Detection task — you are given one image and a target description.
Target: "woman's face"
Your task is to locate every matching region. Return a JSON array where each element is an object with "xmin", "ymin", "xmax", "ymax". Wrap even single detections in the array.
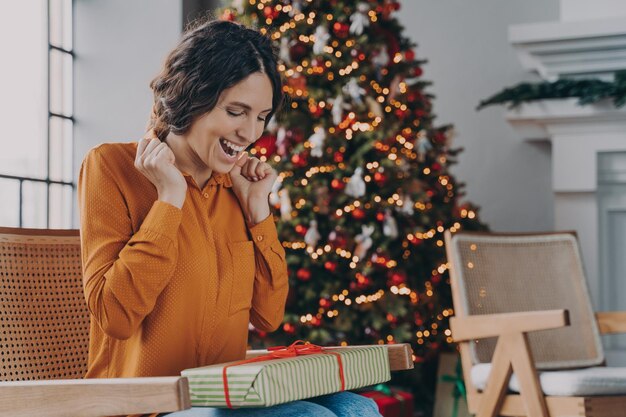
[{"xmin": 184, "ymin": 72, "xmax": 274, "ymax": 174}]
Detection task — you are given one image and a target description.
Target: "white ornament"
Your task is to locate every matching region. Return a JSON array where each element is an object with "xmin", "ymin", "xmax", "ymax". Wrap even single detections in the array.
[
  {"xmin": 266, "ymin": 115, "xmax": 278, "ymax": 133},
  {"xmin": 290, "ymin": 0, "xmax": 303, "ymax": 16},
  {"xmin": 389, "ymin": 75, "xmax": 403, "ymax": 100},
  {"xmin": 313, "ymin": 25, "xmax": 330, "ymax": 55},
  {"xmin": 279, "ymin": 189, "xmax": 293, "ymax": 220},
  {"xmin": 279, "ymin": 37, "xmax": 293, "ymax": 65},
  {"xmin": 400, "ymin": 194, "xmax": 414, "ymax": 216},
  {"xmin": 269, "ymin": 177, "xmax": 282, "ymax": 206},
  {"xmin": 304, "ymin": 219, "xmax": 321, "ymax": 248},
  {"xmin": 365, "ymin": 96, "xmax": 383, "ymax": 118},
  {"xmin": 345, "ymin": 167, "xmax": 366, "ymax": 198},
  {"xmin": 331, "ymin": 94, "xmax": 346, "ymax": 126},
  {"xmin": 354, "ymin": 224, "xmax": 375, "ymax": 260},
  {"xmin": 276, "ymin": 126, "xmax": 287, "ymax": 156},
  {"xmin": 372, "ymin": 45, "xmax": 390, "ymax": 67},
  {"xmin": 232, "ymin": 0, "xmax": 245, "ymax": 13},
  {"xmin": 343, "ymin": 78, "xmax": 365, "ymax": 105},
  {"xmin": 416, "ymin": 134, "xmax": 432, "ymax": 162},
  {"xmin": 349, "ymin": 3, "xmax": 371, "ymax": 36},
  {"xmin": 382, "ymin": 208, "xmax": 399, "ymax": 238},
  {"xmin": 308, "ymin": 127, "xmax": 326, "ymax": 158}
]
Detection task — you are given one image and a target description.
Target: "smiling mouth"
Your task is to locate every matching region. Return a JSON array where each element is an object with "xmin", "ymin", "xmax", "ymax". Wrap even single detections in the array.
[{"xmin": 219, "ymin": 138, "xmax": 245, "ymax": 158}]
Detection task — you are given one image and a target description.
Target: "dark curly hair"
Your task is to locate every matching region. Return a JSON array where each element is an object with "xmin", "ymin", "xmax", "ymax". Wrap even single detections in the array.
[{"xmin": 148, "ymin": 19, "xmax": 283, "ymax": 141}]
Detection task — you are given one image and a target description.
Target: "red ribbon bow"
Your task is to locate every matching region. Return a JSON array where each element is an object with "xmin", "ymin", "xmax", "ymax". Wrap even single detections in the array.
[{"xmin": 222, "ymin": 340, "xmax": 346, "ymax": 408}]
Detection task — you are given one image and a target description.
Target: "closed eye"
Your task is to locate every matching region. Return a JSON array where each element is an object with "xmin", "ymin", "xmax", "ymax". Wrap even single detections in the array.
[
  {"xmin": 226, "ymin": 110, "xmax": 245, "ymax": 117},
  {"xmin": 227, "ymin": 110, "xmax": 266, "ymax": 122}
]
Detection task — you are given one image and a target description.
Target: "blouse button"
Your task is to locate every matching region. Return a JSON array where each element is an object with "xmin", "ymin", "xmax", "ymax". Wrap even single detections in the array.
[
  {"xmin": 256, "ymin": 235, "xmax": 264, "ymax": 242},
  {"xmin": 203, "ymin": 192, "xmax": 209, "ymax": 198}
]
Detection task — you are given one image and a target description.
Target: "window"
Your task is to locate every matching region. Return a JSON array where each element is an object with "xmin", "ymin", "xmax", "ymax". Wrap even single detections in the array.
[{"xmin": 0, "ymin": 0, "xmax": 74, "ymax": 229}]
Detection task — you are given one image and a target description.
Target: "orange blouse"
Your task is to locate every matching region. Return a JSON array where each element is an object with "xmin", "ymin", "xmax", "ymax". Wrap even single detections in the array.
[{"xmin": 78, "ymin": 141, "xmax": 288, "ymax": 380}]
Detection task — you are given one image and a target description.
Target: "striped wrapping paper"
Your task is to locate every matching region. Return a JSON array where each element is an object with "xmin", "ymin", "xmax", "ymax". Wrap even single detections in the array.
[{"xmin": 181, "ymin": 346, "xmax": 391, "ymax": 408}]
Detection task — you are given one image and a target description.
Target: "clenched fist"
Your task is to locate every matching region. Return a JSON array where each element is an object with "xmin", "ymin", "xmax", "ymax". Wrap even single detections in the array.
[
  {"xmin": 229, "ymin": 152, "xmax": 277, "ymax": 226},
  {"xmin": 135, "ymin": 138, "xmax": 187, "ymax": 209}
]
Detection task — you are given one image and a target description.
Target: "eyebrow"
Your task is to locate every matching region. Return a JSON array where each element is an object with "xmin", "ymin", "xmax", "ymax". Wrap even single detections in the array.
[{"xmin": 226, "ymin": 101, "xmax": 273, "ymax": 113}]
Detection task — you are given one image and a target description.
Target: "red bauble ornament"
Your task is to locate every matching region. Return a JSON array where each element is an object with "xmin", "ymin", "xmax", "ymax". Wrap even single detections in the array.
[
  {"xmin": 356, "ymin": 272, "xmax": 371, "ymax": 288},
  {"xmin": 331, "ymin": 178, "xmax": 345, "ymax": 190},
  {"xmin": 295, "ymin": 224, "xmax": 307, "ymax": 235},
  {"xmin": 289, "ymin": 41, "xmax": 308, "ymax": 62},
  {"xmin": 310, "ymin": 317, "xmax": 322, "ymax": 327},
  {"xmin": 255, "ymin": 133, "xmax": 277, "ymax": 156},
  {"xmin": 386, "ymin": 313, "xmax": 397, "ymax": 324},
  {"xmin": 388, "ymin": 270, "xmax": 407, "ymax": 286},
  {"xmin": 332, "ymin": 22, "xmax": 350, "ymax": 38},
  {"xmin": 404, "ymin": 49, "xmax": 415, "ymax": 61},
  {"xmin": 221, "ymin": 9, "xmax": 235, "ymax": 21},
  {"xmin": 412, "ymin": 66, "xmax": 423, "ymax": 77},
  {"xmin": 256, "ymin": 330, "xmax": 267, "ymax": 338},
  {"xmin": 352, "ymin": 208, "xmax": 366, "ymax": 220},
  {"xmin": 431, "ymin": 274, "xmax": 442, "ymax": 284},
  {"xmin": 296, "ymin": 268, "xmax": 311, "ymax": 281},
  {"xmin": 283, "ymin": 323, "xmax": 296, "ymax": 334},
  {"xmin": 310, "ymin": 105, "xmax": 324, "ymax": 117},
  {"xmin": 291, "ymin": 153, "xmax": 307, "ymax": 167},
  {"xmin": 319, "ymin": 298, "xmax": 330, "ymax": 308},
  {"xmin": 434, "ymin": 131, "xmax": 447, "ymax": 144},
  {"xmin": 324, "ymin": 261, "xmax": 337, "ymax": 272},
  {"xmin": 411, "ymin": 237, "xmax": 423, "ymax": 246},
  {"xmin": 431, "ymin": 162, "xmax": 442, "ymax": 171},
  {"xmin": 376, "ymin": 212, "xmax": 385, "ymax": 222},
  {"xmin": 395, "ymin": 108, "xmax": 407, "ymax": 119},
  {"xmin": 373, "ymin": 171, "xmax": 387, "ymax": 184},
  {"xmin": 263, "ymin": 6, "xmax": 279, "ymax": 19},
  {"xmin": 328, "ymin": 229, "xmax": 348, "ymax": 247},
  {"xmin": 285, "ymin": 128, "xmax": 305, "ymax": 144},
  {"xmin": 287, "ymin": 74, "xmax": 307, "ymax": 93},
  {"xmin": 333, "ymin": 152, "xmax": 344, "ymax": 163}
]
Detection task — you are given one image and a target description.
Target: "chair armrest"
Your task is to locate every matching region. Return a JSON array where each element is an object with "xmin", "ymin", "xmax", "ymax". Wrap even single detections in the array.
[
  {"xmin": 450, "ymin": 309, "xmax": 570, "ymax": 342},
  {"xmin": 0, "ymin": 376, "xmax": 190, "ymax": 417},
  {"xmin": 246, "ymin": 343, "xmax": 414, "ymax": 371},
  {"xmin": 596, "ymin": 311, "xmax": 626, "ymax": 334}
]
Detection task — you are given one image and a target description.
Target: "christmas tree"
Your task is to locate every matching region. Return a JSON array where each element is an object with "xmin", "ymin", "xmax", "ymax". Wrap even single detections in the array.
[{"xmin": 222, "ymin": 0, "xmax": 487, "ymax": 412}]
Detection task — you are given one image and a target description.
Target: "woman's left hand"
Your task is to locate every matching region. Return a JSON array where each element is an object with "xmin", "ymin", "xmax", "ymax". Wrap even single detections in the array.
[{"xmin": 230, "ymin": 152, "xmax": 277, "ymax": 226}]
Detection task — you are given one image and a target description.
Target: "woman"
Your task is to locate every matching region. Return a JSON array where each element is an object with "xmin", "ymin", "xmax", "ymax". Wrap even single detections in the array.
[{"xmin": 78, "ymin": 19, "xmax": 381, "ymax": 417}]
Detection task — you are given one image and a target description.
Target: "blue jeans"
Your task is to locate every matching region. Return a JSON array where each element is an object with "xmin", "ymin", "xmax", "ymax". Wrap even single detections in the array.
[{"xmin": 160, "ymin": 391, "xmax": 381, "ymax": 417}]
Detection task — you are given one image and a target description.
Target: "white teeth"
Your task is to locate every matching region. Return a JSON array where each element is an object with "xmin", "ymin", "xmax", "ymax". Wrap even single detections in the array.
[{"xmin": 220, "ymin": 138, "xmax": 245, "ymax": 152}]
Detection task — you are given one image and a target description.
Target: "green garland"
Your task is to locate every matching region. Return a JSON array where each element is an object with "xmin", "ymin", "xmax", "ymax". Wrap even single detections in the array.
[{"xmin": 477, "ymin": 70, "xmax": 626, "ymax": 110}]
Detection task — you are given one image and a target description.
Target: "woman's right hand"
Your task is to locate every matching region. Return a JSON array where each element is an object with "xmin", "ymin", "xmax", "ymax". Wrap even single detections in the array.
[{"xmin": 135, "ymin": 137, "xmax": 187, "ymax": 209}]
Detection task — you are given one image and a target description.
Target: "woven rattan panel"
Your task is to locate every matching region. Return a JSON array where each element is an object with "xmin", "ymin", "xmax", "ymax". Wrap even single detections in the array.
[
  {"xmin": 0, "ymin": 231, "xmax": 90, "ymax": 381},
  {"xmin": 452, "ymin": 233, "xmax": 604, "ymax": 370}
]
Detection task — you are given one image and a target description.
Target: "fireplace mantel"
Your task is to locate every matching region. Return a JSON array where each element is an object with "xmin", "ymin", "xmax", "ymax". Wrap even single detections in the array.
[{"xmin": 509, "ymin": 17, "xmax": 626, "ymax": 81}]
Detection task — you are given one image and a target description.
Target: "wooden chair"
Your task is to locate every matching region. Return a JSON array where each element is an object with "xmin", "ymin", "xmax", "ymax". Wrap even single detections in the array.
[
  {"xmin": 0, "ymin": 226, "xmax": 413, "ymax": 416},
  {"xmin": 445, "ymin": 231, "xmax": 626, "ymax": 417},
  {"xmin": 0, "ymin": 227, "xmax": 190, "ymax": 417}
]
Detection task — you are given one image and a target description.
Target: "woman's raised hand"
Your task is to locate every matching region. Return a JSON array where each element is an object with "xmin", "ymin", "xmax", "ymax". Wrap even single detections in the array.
[
  {"xmin": 229, "ymin": 152, "xmax": 276, "ymax": 226},
  {"xmin": 135, "ymin": 137, "xmax": 187, "ymax": 209}
]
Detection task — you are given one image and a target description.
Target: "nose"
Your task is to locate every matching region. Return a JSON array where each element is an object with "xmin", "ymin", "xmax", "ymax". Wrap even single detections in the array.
[{"xmin": 236, "ymin": 116, "xmax": 260, "ymax": 144}]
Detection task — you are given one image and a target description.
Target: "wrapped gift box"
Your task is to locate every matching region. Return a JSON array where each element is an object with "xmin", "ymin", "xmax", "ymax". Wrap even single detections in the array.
[
  {"xmin": 433, "ymin": 352, "xmax": 471, "ymax": 417},
  {"xmin": 182, "ymin": 345, "xmax": 391, "ymax": 408},
  {"xmin": 360, "ymin": 387, "xmax": 414, "ymax": 417}
]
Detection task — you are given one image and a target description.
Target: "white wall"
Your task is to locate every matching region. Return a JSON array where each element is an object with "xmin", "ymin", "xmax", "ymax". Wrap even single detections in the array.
[
  {"xmin": 397, "ymin": 0, "xmax": 559, "ymax": 232},
  {"xmin": 74, "ymin": 0, "xmax": 182, "ymax": 176}
]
